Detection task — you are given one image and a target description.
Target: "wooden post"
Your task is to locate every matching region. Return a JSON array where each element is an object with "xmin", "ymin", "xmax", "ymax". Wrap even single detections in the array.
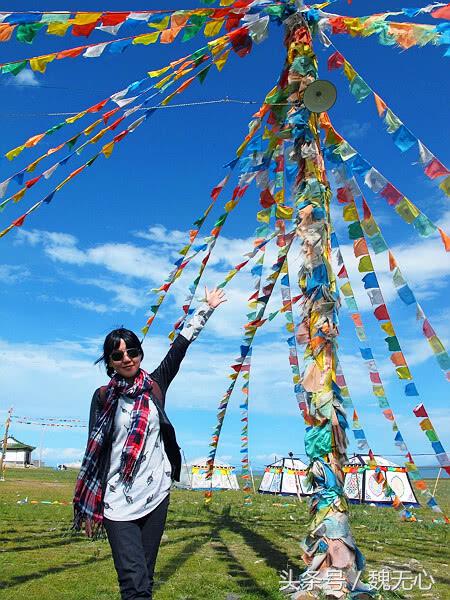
[
  {"xmin": 432, "ymin": 467, "xmax": 442, "ymax": 498},
  {"xmin": 0, "ymin": 408, "xmax": 13, "ymax": 481}
]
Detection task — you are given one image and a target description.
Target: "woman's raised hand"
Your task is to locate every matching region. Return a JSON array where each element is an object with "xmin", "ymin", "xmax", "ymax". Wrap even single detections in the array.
[{"xmin": 205, "ymin": 286, "xmax": 227, "ymax": 309}]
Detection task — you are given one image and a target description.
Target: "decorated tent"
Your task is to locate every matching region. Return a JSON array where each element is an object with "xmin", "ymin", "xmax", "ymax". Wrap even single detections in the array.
[
  {"xmin": 178, "ymin": 458, "xmax": 239, "ymax": 491},
  {"xmin": 258, "ymin": 457, "xmax": 311, "ymax": 497},
  {"xmin": 343, "ymin": 454, "xmax": 419, "ymax": 507}
]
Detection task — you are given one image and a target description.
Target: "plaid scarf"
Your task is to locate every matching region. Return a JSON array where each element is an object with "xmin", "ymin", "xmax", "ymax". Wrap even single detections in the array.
[{"xmin": 73, "ymin": 368, "xmax": 153, "ymax": 536}]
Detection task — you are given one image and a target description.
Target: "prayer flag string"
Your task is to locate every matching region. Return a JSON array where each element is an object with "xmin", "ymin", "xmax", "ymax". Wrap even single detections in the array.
[
  {"xmin": 324, "ymin": 37, "xmax": 450, "ymax": 198},
  {"xmin": 204, "ymin": 233, "xmax": 295, "ymax": 503},
  {"xmin": 332, "ymin": 186, "xmax": 450, "ymax": 480},
  {"xmin": 320, "ymin": 115, "xmax": 450, "ymax": 251},
  {"xmin": 330, "ymin": 230, "xmax": 448, "ymax": 519}
]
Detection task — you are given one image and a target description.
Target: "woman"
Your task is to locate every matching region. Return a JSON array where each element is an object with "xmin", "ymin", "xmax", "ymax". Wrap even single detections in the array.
[{"xmin": 73, "ymin": 287, "xmax": 226, "ymax": 600}]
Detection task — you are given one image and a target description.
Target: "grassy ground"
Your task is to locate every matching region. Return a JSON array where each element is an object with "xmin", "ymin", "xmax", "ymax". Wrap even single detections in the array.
[{"xmin": 0, "ymin": 468, "xmax": 449, "ymax": 600}]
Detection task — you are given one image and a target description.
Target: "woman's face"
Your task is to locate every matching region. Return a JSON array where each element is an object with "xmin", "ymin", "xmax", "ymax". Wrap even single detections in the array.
[{"xmin": 109, "ymin": 338, "xmax": 142, "ymax": 380}]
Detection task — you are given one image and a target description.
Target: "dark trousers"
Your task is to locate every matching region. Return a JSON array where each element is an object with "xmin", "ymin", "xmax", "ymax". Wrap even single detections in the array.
[{"xmin": 104, "ymin": 494, "xmax": 169, "ymax": 600}]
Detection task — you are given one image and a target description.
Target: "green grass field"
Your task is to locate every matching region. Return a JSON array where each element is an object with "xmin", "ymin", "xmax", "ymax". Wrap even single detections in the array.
[{"xmin": 0, "ymin": 468, "xmax": 449, "ymax": 600}]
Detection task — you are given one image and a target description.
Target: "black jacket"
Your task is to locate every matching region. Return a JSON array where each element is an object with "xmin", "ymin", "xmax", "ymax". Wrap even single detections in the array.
[{"xmin": 88, "ymin": 334, "xmax": 190, "ymax": 483}]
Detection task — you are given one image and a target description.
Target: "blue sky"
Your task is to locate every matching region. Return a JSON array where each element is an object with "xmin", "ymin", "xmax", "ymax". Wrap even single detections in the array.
[{"xmin": 0, "ymin": 0, "xmax": 449, "ymax": 472}]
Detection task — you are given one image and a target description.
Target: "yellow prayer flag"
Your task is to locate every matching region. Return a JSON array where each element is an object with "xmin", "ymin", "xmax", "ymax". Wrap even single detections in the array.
[
  {"xmin": 373, "ymin": 386, "xmax": 386, "ymax": 397},
  {"xmin": 225, "ymin": 200, "xmax": 237, "ymax": 213},
  {"xmin": 133, "ymin": 32, "xmax": 160, "ymax": 45},
  {"xmin": 12, "ymin": 188, "xmax": 26, "ymax": 203},
  {"xmin": 257, "ymin": 209, "xmax": 270, "ymax": 223},
  {"xmin": 73, "ymin": 12, "xmax": 101, "ymax": 25},
  {"xmin": 161, "ymin": 91, "xmax": 177, "ymax": 106},
  {"xmin": 0, "ymin": 224, "xmax": 15, "ymax": 238},
  {"xmin": 215, "ymin": 49, "xmax": 230, "ymax": 72},
  {"xmin": 224, "ymin": 269, "xmax": 237, "ymax": 281},
  {"xmin": 47, "ymin": 21, "xmax": 72, "ymax": 36},
  {"xmin": 340, "ymin": 282, "xmax": 353, "ymax": 297},
  {"xmin": 148, "ymin": 65, "xmax": 171, "ymax": 78},
  {"xmin": 342, "ymin": 202, "xmax": 358, "ymax": 222},
  {"xmin": 439, "ymin": 176, "xmax": 450, "ymax": 197},
  {"xmin": 274, "ymin": 190, "xmax": 284, "ymax": 204},
  {"xmin": 210, "ymin": 40, "xmax": 226, "ymax": 57},
  {"xmin": 5, "ymin": 145, "xmax": 25, "ymax": 161},
  {"xmin": 236, "ymin": 141, "xmax": 249, "ymax": 158},
  {"xmin": 84, "ymin": 119, "xmax": 102, "ymax": 136},
  {"xmin": 343, "ymin": 61, "xmax": 356, "ymax": 81},
  {"xmin": 428, "ymin": 335, "xmax": 445, "ymax": 354},
  {"xmin": 395, "ymin": 197, "xmax": 420, "ymax": 224},
  {"xmin": 148, "ymin": 16, "xmax": 170, "ymax": 31},
  {"xmin": 220, "ymin": 0, "xmax": 235, "ymax": 5},
  {"xmin": 26, "ymin": 156, "xmax": 46, "ymax": 173},
  {"xmin": 381, "ymin": 321, "xmax": 395, "ymax": 336},
  {"xmin": 204, "ymin": 19, "xmax": 224, "ymax": 37},
  {"xmin": 66, "ymin": 111, "xmax": 87, "ymax": 124},
  {"xmin": 276, "ymin": 205, "xmax": 294, "ymax": 220},
  {"xmin": 396, "ymin": 366, "xmax": 412, "ymax": 380},
  {"xmin": 89, "ymin": 129, "xmax": 107, "ymax": 144},
  {"xmin": 29, "ymin": 54, "xmax": 56, "ymax": 73},
  {"xmin": 102, "ymin": 141, "xmax": 115, "ymax": 158},
  {"xmin": 419, "ymin": 418, "xmax": 433, "ymax": 431},
  {"xmin": 155, "ymin": 73, "xmax": 174, "ymax": 89},
  {"xmin": 55, "ymin": 177, "xmax": 70, "ymax": 191}
]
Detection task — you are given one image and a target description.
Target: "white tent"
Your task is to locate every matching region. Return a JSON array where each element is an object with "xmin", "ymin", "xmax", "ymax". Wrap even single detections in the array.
[
  {"xmin": 344, "ymin": 454, "xmax": 419, "ymax": 506},
  {"xmin": 177, "ymin": 458, "xmax": 240, "ymax": 491},
  {"xmin": 258, "ymin": 457, "xmax": 311, "ymax": 497}
]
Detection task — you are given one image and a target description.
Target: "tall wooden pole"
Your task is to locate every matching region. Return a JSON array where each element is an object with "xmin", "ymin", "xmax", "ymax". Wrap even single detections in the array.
[
  {"xmin": 281, "ymin": 12, "xmax": 371, "ymax": 599},
  {"xmin": 0, "ymin": 408, "xmax": 13, "ymax": 482}
]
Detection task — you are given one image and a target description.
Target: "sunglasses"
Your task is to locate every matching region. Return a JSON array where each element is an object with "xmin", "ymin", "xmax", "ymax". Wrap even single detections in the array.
[{"xmin": 110, "ymin": 347, "xmax": 141, "ymax": 362}]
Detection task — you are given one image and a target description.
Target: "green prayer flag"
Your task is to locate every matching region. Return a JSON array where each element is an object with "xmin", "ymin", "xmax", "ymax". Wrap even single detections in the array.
[
  {"xmin": 16, "ymin": 22, "xmax": 45, "ymax": 44},
  {"xmin": 198, "ymin": 65, "xmax": 211, "ymax": 84},
  {"xmin": 2, "ymin": 61, "xmax": 28, "ymax": 76},
  {"xmin": 385, "ymin": 336, "xmax": 401, "ymax": 352},
  {"xmin": 348, "ymin": 221, "xmax": 363, "ymax": 240},
  {"xmin": 46, "ymin": 122, "xmax": 65, "ymax": 136}
]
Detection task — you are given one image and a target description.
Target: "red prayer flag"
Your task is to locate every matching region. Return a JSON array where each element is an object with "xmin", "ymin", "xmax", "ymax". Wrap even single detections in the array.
[
  {"xmin": 413, "ymin": 403, "xmax": 428, "ymax": 418},
  {"xmin": 101, "ymin": 12, "xmax": 130, "ymax": 26},
  {"xmin": 380, "ymin": 183, "xmax": 402, "ymax": 206},
  {"xmin": 12, "ymin": 214, "xmax": 27, "ymax": 227},
  {"xmin": 424, "ymin": 158, "xmax": 450, "ymax": 179},
  {"xmin": 103, "ymin": 107, "xmax": 120, "ymax": 124},
  {"xmin": 374, "ymin": 304, "xmax": 389, "ymax": 321},
  {"xmin": 72, "ymin": 21, "xmax": 100, "ymax": 37},
  {"xmin": 337, "ymin": 187, "xmax": 353, "ymax": 203},
  {"xmin": 25, "ymin": 176, "xmax": 41, "ymax": 189},
  {"xmin": 431, "ymin": 4, "xmax": 450, "ymax": 19},
  {"xmin": 87, "ymin": 98, "xmax": 109, "ymax": 113},
  {"xmin": 260, "ymin": 188, "xmax": 275, "ymax": 208},
  {"xmin": 56, "ymin": 46, "xmax": 86, "ymax": 59},
  {"xmin": 362, "ymin": 198, "xmax": 372, "ymax": 220},
  {"xmin": 328, "ymin": 51, "xmax": 345, "ymax": 71},
  {"xmin": 370, "ymin": 371, "xmax": 382, "ymax": 384},
  {"xmin": 337, "ymin": 265, "xmax": 348, "ymax": 279}
]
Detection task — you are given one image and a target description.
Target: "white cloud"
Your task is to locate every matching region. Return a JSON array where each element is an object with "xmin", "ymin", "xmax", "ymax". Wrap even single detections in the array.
[
  {"xmin": 8, "ymin": 68, "xmax": 40, "ymax": 87},
  {"xmin": 339, "ymin": 120, "xmax": 371, "ymax": 141},
  {"xmin": 0, "ymin": 264, "xmax": 29, "ymax": 284},
  {"xmin": 42, "ymin": 447, "xmax": 84, "ymax": 461}
]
